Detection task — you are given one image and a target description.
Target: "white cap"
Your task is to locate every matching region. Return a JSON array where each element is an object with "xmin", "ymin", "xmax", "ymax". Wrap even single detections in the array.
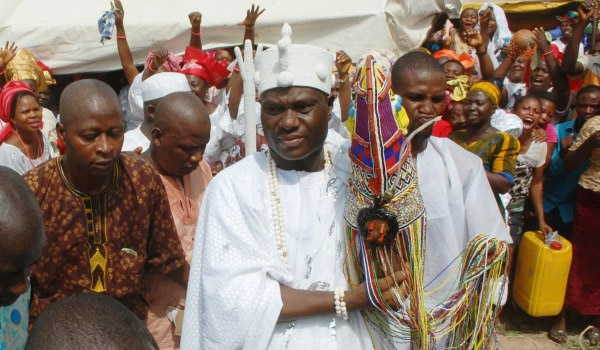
[
  {"xmin": 141, "ymin": 72, "xmax": 191, "ymax": 102},
  {"xmin": 254, "ymin": 23, "xmax": 334, "ymax": 96}
]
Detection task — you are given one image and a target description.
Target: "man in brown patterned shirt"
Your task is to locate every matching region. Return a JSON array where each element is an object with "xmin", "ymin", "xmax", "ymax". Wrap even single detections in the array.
[{"xmin": 23, "ymin": 79, "xmax": 186, "ymax": 323}]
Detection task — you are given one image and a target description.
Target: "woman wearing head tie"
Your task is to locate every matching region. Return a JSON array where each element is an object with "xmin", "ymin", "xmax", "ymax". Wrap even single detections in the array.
[
  {"xmin": 450, "ymin": 81, "xmax": 520, "ymax": 216},
  {"xmin": 0, "ymin": 81, "xmax": 54, "ymax": 175}
]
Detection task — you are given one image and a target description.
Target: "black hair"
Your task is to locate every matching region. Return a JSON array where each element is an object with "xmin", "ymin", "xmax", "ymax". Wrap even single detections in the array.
[
  {"xmin": 530, "ymin": 91, "xmax": 556, "ymax": 104},
  {"xmin": 26, "ymin": 293, "xmax": 158, "ymax": 350},
  {"xmin": 442, "ymin": 59, "xmax": 465, "ymax": 71},
  {"xmin": 513, "ymin": 95, "xmax": 541, "ymax": 111},
  {"xmin": 576, "ymin": 84, "xmax": 600, "ymax": 103},
  {"xmin": 391, "ymin": 50, "xmax": 445, "ymax": 91},
  {"xmin": 9, "ymin": 90, "xmax": 37, "ymax": 119},
  {"xmin": 0, "ymin": 166, "xmax": 44, "ymax": 255}
]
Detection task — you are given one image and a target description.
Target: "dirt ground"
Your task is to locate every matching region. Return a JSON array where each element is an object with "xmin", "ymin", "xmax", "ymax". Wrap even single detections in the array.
[{"xmin": 495, "ymin": 305, "xmax": 600, "ymax": 350}]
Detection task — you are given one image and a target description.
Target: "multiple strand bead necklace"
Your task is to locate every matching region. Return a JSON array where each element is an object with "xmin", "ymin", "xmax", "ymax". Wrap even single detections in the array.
[{"xmin": 266, "ymin": 149, "xmax": 332, "ymax": 264}]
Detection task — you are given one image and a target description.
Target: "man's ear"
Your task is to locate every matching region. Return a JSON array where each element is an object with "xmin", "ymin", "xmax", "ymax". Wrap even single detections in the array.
[
  {"xmin": 151, "ymin": 127, "xmax": 163, "ymax": 147},
  {"xmin": 56, "ymin": 122, "xmax": 66, "ymax": 145},
  {"xmin": 147, "ymin": 104, "xmax": 157, "ymax": 122}
]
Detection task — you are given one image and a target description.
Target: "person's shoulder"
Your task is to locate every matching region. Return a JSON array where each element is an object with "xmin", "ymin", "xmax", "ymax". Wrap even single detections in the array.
[
  {"xmin": 119, "ymin": 153, "xmax": 161, "ymax": 183},
  {"xmin": 583, "ymin": 115, "xmax": 600, "ymax": 130},
  {"xmin": 23, "ymin": 157, "xmax": 59, "ymax": 195},
  {"xmin": 556, "ymin": 119, "xmax": 575, "ymax": 130},
  {"xmin": 435, "ymin": 137, "xmax": 483, "ymax": 165},
  {"xmin": 491, "ymin": 130, "xmax": 519, "ymax": 144},
  {"xmin": 212, "ymin": 152, "xmax": 266, "ymax": 186}
]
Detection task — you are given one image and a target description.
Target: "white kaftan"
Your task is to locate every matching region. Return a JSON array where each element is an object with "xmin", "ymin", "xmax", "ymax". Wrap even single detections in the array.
[
  {"xmin": 122, "ymin": 126, "xmax": 150, "ymax": 153},
  {"xmin": 181, "ymin": 137, "xmax": 375, "ymax": 350},
  {"xmin": 0, "ymin": 135, "xmax": 54, "ymax": 175},
  {"xmin": 416, "ymin": 137, "xmax": 512, "ymax": 314}
]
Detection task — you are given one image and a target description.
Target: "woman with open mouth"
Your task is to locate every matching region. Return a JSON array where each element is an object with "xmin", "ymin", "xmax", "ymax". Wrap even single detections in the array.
[
  {"xmin": 507, "ymin": 95, "xmax": 553, "ymax": 244},
  {"xmin": 0, "ymin": 81, "xmax": 54, "ymax": 175}
]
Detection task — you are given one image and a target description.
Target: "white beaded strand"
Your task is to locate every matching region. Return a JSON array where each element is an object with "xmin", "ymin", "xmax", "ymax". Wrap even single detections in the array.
[
  {"xmin": 334, "ymin": 287, "xmax": 349, "ymax": 320},
  {"xmin": 267, "ymin": 149, "xmax": 332, "ymax": 265}
]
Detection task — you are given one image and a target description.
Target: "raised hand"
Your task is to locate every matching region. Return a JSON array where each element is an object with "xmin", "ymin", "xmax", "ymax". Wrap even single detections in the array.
[
  {"xmin": 479, "ymin": 8, "xmax": 493, "ymax": 35},
  {"xmin": 463, "ymin": 29, "xmax": 484, "ymax": 49},
  {"xmin": 111, "ymin": 0, "xmax": 124, "ymax": 25},
  {"xmin": 0, "ymin": 41, "xmax": 17, "ymax": 71},
  {"xmin": 188, "ymin": 11, "xmax": 202, "ymax": 28},
  {"xmin": 578, "ymin": 0, "xmax": 597, "ymax": 22},
  {"xmin": 238, "ymin": 4, "xmax": 265, "ymax": 28},
  {"xmin": 150, "ymin": 47, "xmax": 168, "ymax": 71},
  {"xmin": 335, "ymin": 51, "xmax": 352, "ymax": 77},
  {"xmin": 531, "ymin": 27, "xmax": 551, "ymax": 54}
]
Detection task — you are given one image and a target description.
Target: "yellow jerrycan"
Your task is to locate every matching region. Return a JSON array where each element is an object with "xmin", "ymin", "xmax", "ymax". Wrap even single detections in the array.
[{"xmin": 513, "ymin": 231, "xmax": 572, "ymax": 317}]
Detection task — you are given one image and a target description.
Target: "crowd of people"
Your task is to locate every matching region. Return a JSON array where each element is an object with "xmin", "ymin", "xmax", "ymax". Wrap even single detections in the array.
[{"xmin": 0, "ymin": 0, "xmax": 599, "ymax": 349}]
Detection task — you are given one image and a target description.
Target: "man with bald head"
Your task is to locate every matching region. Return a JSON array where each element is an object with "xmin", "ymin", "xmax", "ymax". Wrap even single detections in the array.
[
  {"xmin": 26, "ymin": 293, "xmax": 158, "ymax": 350},
  {"xmin": 141, "ymin": 91, "xmax": 212, "ymax": 349},
  {"xmin": 23, "ymin": 79, "xmax": 186, "ymax": 323},
  {"xmin": 0, "ymin": 166, "xmax": 44, "ymax": 349},
  {"xmin": 391, "ymin": 51, "xmax": 510, "ymax": 345}
]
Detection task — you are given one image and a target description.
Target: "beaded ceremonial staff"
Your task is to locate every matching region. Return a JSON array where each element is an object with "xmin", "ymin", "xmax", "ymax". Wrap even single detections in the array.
[{"xmin": 343, "ymin": 55, "xmax": 510, "ymax": 349}]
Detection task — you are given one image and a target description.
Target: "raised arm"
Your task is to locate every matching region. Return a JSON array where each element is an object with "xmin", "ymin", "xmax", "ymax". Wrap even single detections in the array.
[
  {"xmin": 227, "ymin": 71, "xmax": 243, "ymax": 121},
  {"xmin": 0, "ymin": 41, "xmax": 17, "ymax": 88},
  {"xmin": 227, "ymin": 5, "xmax": 266, "ymax": 119},
  {"xmin": 477, "ymin": 9, "xmax": 495, "ymax": 79},
  {"xmin": 335, "ymin": 51, "xmax": 352, "ymax": 123},
  {"xmin": 562, "ymin": 0, "xmax": 595, "ymax": 76},
  {"xmin": 238, "ymin": 4, "xmax": 265, "ymax": 45},
  {"xmin": 112, "ymin": 0, "xmax": 139, "ymax": 84},
  {"xmin": 460, "ymin": 26, "xmax": 495, "ymax": 80},
  {"xmin": 532, "ymin": 27, "xmax": 570, "ymax": 112},
  {"xmin": 188, "ymin": 12, "xmax": 202, "ymax": 50},
  {"xmin": 141, "ymin": 48, "xmax": 168, "ymax": 81}
]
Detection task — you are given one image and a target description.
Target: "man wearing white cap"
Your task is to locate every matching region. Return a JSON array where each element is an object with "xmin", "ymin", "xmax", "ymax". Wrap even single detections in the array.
[
  {"xmin": 122, "ymin": 72, "xmax": 191, "ymax": 153},
  {"xmin": 181, "ymin": 24, "xmax": 404, "ymax": 350}
]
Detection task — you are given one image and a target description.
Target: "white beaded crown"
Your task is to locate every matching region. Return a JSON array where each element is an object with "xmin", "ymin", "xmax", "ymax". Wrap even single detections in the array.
[{"xmin": 254, "ymin": 23, "xmax": 334, "ymax": 96}]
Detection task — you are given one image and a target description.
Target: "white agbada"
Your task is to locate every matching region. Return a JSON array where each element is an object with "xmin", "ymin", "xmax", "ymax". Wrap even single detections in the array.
[
  {"xmin": 182, "ymin": 136, "xmax": 375, "ymax": 350},
  {"xmin": 416, "ymin": 137, "xmax": 512, "ymax": 312},
  {"xmin": 122, "ymin": 126, "xmax": 150, "ymax": 153}
]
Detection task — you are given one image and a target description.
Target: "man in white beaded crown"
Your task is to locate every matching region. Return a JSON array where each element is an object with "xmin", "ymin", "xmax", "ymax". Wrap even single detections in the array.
[{"xmin": 181, "ymin": 24, "xmax": 406, "ymax": 350}]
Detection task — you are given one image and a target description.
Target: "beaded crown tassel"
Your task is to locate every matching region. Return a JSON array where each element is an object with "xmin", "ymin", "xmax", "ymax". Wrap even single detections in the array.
[{"xmin": 343, "ymin": 55, "xmax": 511, "ymax": 349}]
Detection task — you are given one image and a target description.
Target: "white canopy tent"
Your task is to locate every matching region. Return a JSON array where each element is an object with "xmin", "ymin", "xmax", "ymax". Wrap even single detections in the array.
[{"xmin": 0, "ymin": 0, "xmax": 460, "ymax": 74}]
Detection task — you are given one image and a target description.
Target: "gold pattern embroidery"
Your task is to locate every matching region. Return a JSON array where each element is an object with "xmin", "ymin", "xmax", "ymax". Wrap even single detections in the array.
[{"xmin": 56, "ymin": 157, "xmax": 120, "ymax": 293}]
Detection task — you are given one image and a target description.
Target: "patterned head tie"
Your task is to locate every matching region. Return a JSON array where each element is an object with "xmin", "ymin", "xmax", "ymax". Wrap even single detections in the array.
[
  {"xmin": 556, "ymin": 11, "xmax": 579, "ymax": 25},
  {"xmin": 470, "ymin": 81, "xmax": 501, "ymax": 106}
]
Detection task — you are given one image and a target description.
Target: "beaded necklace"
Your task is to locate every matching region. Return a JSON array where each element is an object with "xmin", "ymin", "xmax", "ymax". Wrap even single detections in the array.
[
  {"xmin": 15, "ymin": 131, "xmax": 43, "ymax": 168},
  {"xmin": 266, "ymin": 150, "xmax": 332, "ymax": 264}
]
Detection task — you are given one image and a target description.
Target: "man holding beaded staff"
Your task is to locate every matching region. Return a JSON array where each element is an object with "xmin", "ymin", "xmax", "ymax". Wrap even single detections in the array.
[{"xmin": 181, "ymin": 24, "xmax": 406, "ymax": 350}]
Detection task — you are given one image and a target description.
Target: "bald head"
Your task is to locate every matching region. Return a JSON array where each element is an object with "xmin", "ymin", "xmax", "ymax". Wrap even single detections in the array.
[
  {"xmin": 154, "ymin": 91, "xmax": 209, "ymax": 131},
  {"xmin": 150, "ymin": 92, "xmax": 211, "ymax": 177},
  {"xmin": 0, "ymin": 166, "xmax": 44, "ymax": 306},
  {"xmin": 59, "ymin": 79, "xmax": 122, "ymax": 128},
  {"xmin": 26, "ymin": 293, "xmax": 158, "ymax": 350},
  {"xmin": 0, "ymin": 166, "xmax": 44, "ymax": 258},
  {"xmin": 391, "ymin": 51, "xmax": 445, "ymax": 92}
]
